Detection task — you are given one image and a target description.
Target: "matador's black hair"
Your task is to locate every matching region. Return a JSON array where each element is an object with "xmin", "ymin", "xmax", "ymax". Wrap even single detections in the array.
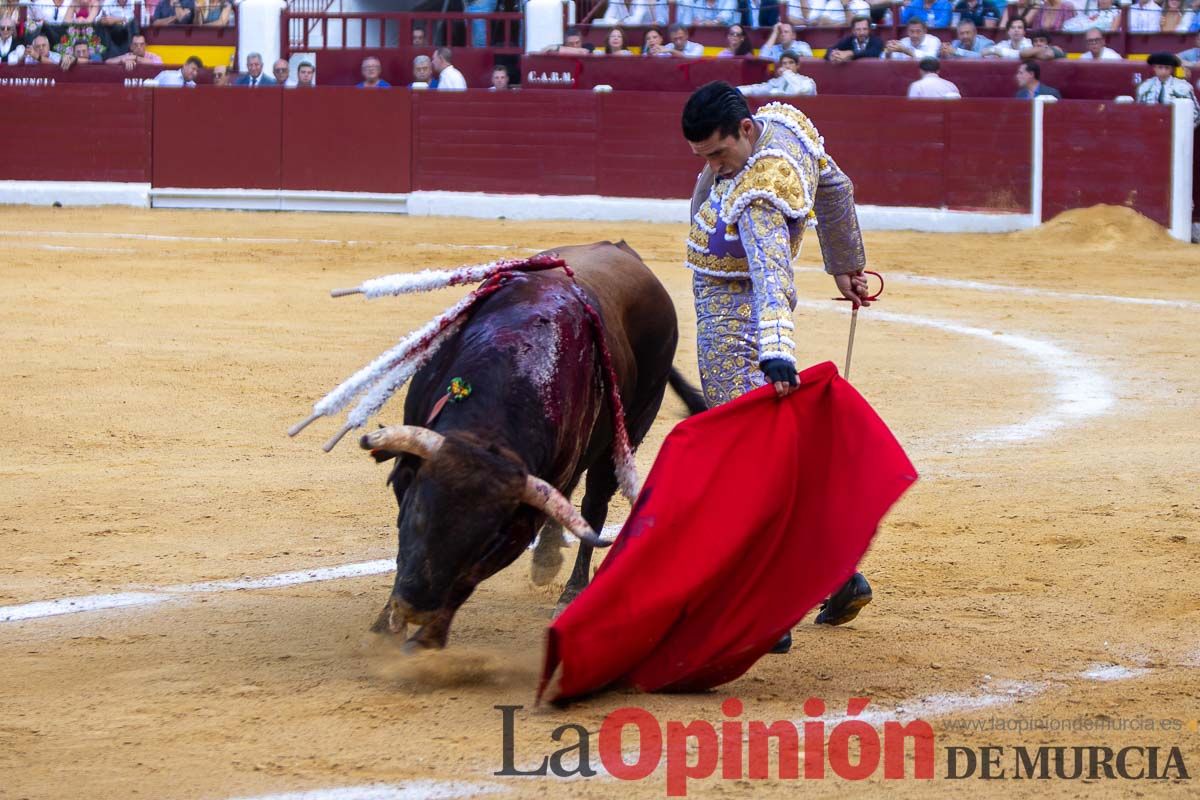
[{"xmin": 681, "ymin": 81, "xmax": 752, "ymax": 143}]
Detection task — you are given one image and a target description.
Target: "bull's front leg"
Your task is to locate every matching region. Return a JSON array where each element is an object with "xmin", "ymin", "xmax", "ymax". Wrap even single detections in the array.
[
  {"xmin": 553, "ymin": 465, "xmax": 617, "ymax": 617},
  {"xmin": 530, "ymin": 522, "xmax": 566, "ymax": 586}
]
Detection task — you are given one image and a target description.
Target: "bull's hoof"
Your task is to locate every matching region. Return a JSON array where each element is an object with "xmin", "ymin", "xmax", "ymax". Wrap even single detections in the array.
[
  {"xmin": 815, "ymin": 572, "xmax": 873, "ymax": 626},
  {"xmin": 369, "ymin": 599, "xmax": 408, "ymax": 638},
  {"xmin": 770, "ymin": 631, "xmax": 793, "ymax": 654},
  {"xmin": 531, "ymin": 524, "xmax": 566, "ymax": 586},
  {"xmin": 551, "ymin": 587, "xmax": 582, "ymax": 620}
]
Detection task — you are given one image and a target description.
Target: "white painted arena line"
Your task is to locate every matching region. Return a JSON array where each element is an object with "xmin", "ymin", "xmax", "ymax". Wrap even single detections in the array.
[
  {"xmin": 0, "ymin": 560, "xmax": 395, "ymax": 624},
  {"xmin": 797, "ymin": 301, "xmax": 1116, "ymax": 444},
  {"xmin": 795, "ymin": 267, "xmax": 1200, "ymax": 310},
  {"xmin": 0, "ymin": 229, "xmax": 536, "ymax": 251},
  {"xmin": 227, "ymin": 780, "xmax": 506, "ymax": 800}
]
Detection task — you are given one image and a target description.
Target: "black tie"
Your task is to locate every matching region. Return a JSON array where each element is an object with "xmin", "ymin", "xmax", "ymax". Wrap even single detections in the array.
[
  {"xmin": 1158, "ymin": 82, "xmax": 1165, "ymax": 104},
  {"xmin": 252, "ymin": 76, "xmax": 257, "ymax": 87}
]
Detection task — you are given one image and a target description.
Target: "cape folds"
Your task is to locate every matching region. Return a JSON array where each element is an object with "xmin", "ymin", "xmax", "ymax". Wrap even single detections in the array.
[{"xmin": 538, "ymin": 361, "xmax": 917, "ymax": 704}]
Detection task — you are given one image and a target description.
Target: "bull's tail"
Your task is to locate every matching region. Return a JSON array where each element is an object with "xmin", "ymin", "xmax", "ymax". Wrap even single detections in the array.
[{"xmin": 668, "ymin": 368, "xmax": 708, "ymax": 416}]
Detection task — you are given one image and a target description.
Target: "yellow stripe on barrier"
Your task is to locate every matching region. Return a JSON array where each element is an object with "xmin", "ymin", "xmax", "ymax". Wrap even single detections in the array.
[{"xmin": 147, "ymin": 45, "xmax": 236, "ymax": 67}]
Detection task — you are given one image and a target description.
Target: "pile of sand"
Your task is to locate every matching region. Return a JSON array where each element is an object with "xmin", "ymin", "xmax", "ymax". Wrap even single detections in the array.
[{"xmin": 1013, "ymin": 204, "xmax": 1182, "ymax": 249}]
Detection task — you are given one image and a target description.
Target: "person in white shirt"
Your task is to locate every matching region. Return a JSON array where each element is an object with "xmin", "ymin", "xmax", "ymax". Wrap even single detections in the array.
[
  {"xmin": 597, "ymin": 0, "xmax": 668, "ymax": 26},
  {"xmin": 154, "ymin": 56, "xmax": 202, "ymax": 87},
  {"xmin": 984, "ymin": 18, "xmax": 1032, "ymax": 57},
  {"xmin": 678, "ymin": 0, "xmax": 738, "ymax": 26},
  {"xmin": 737, "ymin": 51, "xmax": 817, "ymax": 95},
  {"xmin": 759, "ymin": 21, "xmax": 814, "ymax": 60},
  {"xmin": 96, "ymin": 0, "xmax": 135, "ymax": 25},
  {"xmin": 1128, "ymin": 0, "xmax": 1162, "ymax": 32},
  {"xmin": 1136, "ymin": 52, "xmax": 1200, "ymax": 126},
  {"xmin": 908, "ymin": 57, "xmax": 962, "ymax": 97},
  {"xmin": 433, "ymin": 47, "xmax": 467, "ymax": 90},
  {"xmin": 1063, "ymin": 0, "xmax": 1120, "ymax": 31},
  {"xmin": 1079, "ymin": 28, "xmax": 1121, "ymax": 59},
  {"xmin": 26, "ymin": 0, "xmax": 75, "ymax": 30},
  {"xmin": 0, "ymin": 16, "xmax": 24, "ymax": 64},
  {"xmin": 885, "ymin": 19, "xmax": 941, "ymax": 59},
  {"xmin": 20, "ymin": 34, "xmax": 61, "ymax": 64},
  {"xmin": 665, "ymin": 23, "xmax": 705, "ymax": 57},
  {"xmin": 788, "ymin": 0, "xmax": 852, "ymax": 25}
]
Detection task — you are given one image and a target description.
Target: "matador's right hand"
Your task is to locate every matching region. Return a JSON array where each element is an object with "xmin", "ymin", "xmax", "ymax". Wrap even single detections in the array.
[{"xmin": 835, "ymin": 271, "xmax": 872, "ymax": 309}]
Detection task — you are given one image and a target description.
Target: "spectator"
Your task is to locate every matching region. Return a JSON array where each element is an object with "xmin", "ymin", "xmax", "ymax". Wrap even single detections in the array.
[
  {"xmin": 952, "ymin": 0, "xmax": 1002, "ymax": 28},
  {"xmin": 465, "ymin": 0, "xmax": 496, "ymax": 47},
  {"xmin": 20, "ymin": 34, "xmax": 61, "ymax": 64},
  {"xmin": 1128, "ymin": 0, "xmax": 1162, "ymax": 33},
  {"xmin": 234, "ymin": 52, "xmax": 275, "ymax": 86},
  {"xmin": 96, "ymin": 0, "xmax": 136, "ymax": 39},
  {"xmin": 885, "ymin": 19, "xmax": 941, "ymax": 59},
  {"xmin": 1136, "ymin": 52, "xmax": 1200, "ymax": 125},
  {"xmin": 941, "ymin": 19, "xmax": 993, "ymax": 57},
  {"xmin": 900, "ymin": 0, "xmax": 954, "ymax": 27},
  {"xmin": 295, "ymin": 60, "xmax": 316, "ymax": 87},
  {"xmin": 545, "ymin": 26, "xmax": 595, "ymax": 54},
  {"xmin": 599, "ymin": 0, "xmax": 669, "ymax": 26},
  {"xmin": 195, "ymin": 0, "xmax": 233, "ymax": 26},
  {"xmin": 739, "ymin": 0, "xmax": 780, "ymax": 28},
  {"xmin": 411, "ymin": 54, "xmax": 433, "ymax": 86},
  {"xmin": 665, "ymin": 23, "xmax": 705, "ymax": 56},
  {"xmin": 789, "ymin": 0, "xmax": 853, "ymax": 26},
  {"xmin": 357, "ymin": 55, "xmax": 391, "ymax": 88},
  {"xmin": 1014, "ymin": 59, "xmax": 1061, "ymax": 97},
  {"xmin": 1179, "ymin": 31, "xmax": 1200, "ymax": 68},
  {"xmin": 984, "ymin": 18, "xmax": 1032, "ymax": 57},
  {"xmin": 908, "ymin": 56, "xmax": 961, "ymax": 96},
  {"xmin": 1024, "ymin": 0, "xmax": 1076, "ymax": 31},
  {"xmin": 827, "ymin": 16, "xmax": 884, "ymax": 60},
  {"xmin": 1022, "ymin": 30, "xmax": 1065, "ymax": 59},
  {"xmin": 412, "ymin": 26, "xmax": 426, "ymax": 47},
  {"xmin": 1161, "ymin": 0, "xmax": 1194, "ymax": 30},
  {"xmin": 489, "ymin": 63, "xmax": 510, "ymax": 90},
  {"xmin": 0, "ymin": 16, "xmax": 23, "ymax": 64},
  {"xmin": 642, "ymin": 27, "xmax": 670, "ymax": 55},
  {"xmin": 718, "ymin": 23, "xmax": 755, "ymax": 56},
  {"xmin": 59, "ymin": 39, "xmax": 97, "ymax": 69},
  {"xmin": 738, "ymin": 49, "xmax": 816, "ymax": 94},
  {"xmin": 760, "ymin": 21, "xmax": 814, "ymax": 59},
  {"xmin": 151, "ymin": 0, "xmax": 195, "ymax": 26},
  {"xmin": 1063, "ymin": 0, "xmax": 1119, "ymax": 31},
  {"xmin": 26, "ymin": 0, "xmax": 75, "ymax": 31},
  {"xmin": 154, "ymin": 54, "xmax": 202, "ymax": 86},
  {"xmin": 432, "ymin": 47, "xmax": 466, "ymax": 89},
  {"xmin": 272, "ymin": 58, "xmax": 289, "ymax": 85},
  {"xmin": 1079, "ymin": 27, "xmax": 1121, "ymax": 59},
  {"xmin": 680, "ymin": 0, "xmax": 738, "ymax": 26},
  {"xmin": 603, "ymin": 27, "xmax": 633, "ymax": 54},
  {"xmin": 105, "ymin": 32, "xmax": 161, "ymax": 69}
]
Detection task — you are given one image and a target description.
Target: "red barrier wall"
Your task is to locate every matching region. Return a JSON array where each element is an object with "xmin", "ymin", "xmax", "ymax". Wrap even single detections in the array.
[
  {"xmin": 0, "ymin": 86, "xmax": 153, "ymax": 183},
  {"xmin": 281, "ymin": 88, "xmax": 412, "ymax": 193},
  {"xmin": 153, "ymin": 87, "xmax": 282, "ymax": 189},
  {"xmin": 1042, "ymin": 101, "xmax": 1173, "ymax": 227},
  {"xmin": 519, "ymin": 55, "xmax": 1151, "ymax": 100},
  {"xmin": 412, "ymin": 90, "xmax": 600, "ymax": 195},
  {"xmin": 0, "ymin": 86, "xmax": 1177, "ymax": 226}
]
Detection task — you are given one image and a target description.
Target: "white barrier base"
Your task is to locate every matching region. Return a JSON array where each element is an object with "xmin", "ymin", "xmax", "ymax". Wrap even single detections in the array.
[
  {"xmin": 0, "ymin": 181, "xmax": 151, "ymax": 208},
  {"xmin": 0, "ymin": 181, "xmax": 1065, "ymax": 235}
]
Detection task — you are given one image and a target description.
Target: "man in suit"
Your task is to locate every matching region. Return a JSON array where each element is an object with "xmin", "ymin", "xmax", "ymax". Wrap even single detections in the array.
[
  {"xmin": 233, "ymin": 52, "xmax": 277, "ymax": 87},
  {"xmin": 1014, "ymin": 60, "xmax": 1061, "ymax": 99},
  {"xmin": 826, "ymin": 16, "xmax": 884, "ymax": 61}
]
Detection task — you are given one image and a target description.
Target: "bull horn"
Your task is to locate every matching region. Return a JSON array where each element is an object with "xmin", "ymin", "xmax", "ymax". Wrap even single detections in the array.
[
  {"xmin": 359, "ymin": 425, "xmax": 446, "ymax": 458},
  {"xmin": 522, "ymin": 476, "xmax": 610, "ymax": 548}
]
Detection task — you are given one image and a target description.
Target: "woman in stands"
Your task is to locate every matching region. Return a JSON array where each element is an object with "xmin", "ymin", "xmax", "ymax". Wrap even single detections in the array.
[
  {"xmin": 717, "ymin": 24, "xmax": 755, "ymax": 57},
  {"xmin": 642, "ymin": 27, "xmax": 670, "ymax": 55},
  {"xmin": 604, "ymin": 27, "xmax": 633, "ymax": 54},
  {"xmin": 196, "ymin": 0, "xmax": 234, "ymax": 26},
  {"xmin": 1161, "ymin": 0, "xmax": 1195, "ymax": 31}
]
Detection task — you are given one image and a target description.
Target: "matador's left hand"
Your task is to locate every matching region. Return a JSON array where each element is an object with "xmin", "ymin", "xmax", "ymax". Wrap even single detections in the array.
[
  {"xmin": 835, "ymin": 271, "xmax": 872, "ymax": 309},
  {"xmin": 761, "ymin": 358, "xmax": 799, "ymax": 398}
]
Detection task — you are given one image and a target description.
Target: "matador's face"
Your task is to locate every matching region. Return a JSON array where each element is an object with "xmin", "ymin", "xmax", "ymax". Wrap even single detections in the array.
[{"xmin": 688, "ymin": 117, "xmax": 757, "ymax": 180}]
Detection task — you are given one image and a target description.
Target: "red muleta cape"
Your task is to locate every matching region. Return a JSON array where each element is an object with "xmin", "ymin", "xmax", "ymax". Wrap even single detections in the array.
[{"xmin": 538, "ymin": 361, "xmax": 917, "ymax": 704}]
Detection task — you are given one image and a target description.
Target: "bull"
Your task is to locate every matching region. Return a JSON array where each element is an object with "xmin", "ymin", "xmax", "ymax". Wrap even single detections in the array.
[{"xmin": 361, "ymin": 242, "xmax": 705, "ymax": 650}]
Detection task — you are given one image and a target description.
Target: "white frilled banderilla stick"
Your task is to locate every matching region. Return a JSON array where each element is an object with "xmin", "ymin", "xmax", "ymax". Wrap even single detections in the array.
[{"xmin": 836, "ymin": 270, "xmax": 884, "ymax": 381}]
